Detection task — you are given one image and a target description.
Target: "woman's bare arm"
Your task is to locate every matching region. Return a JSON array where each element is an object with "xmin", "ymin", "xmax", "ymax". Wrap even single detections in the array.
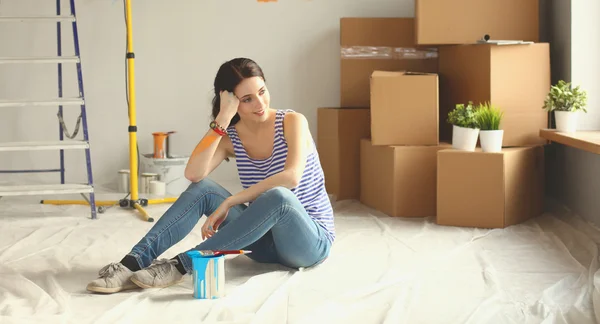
[{"xmin": 184, "ymin": 119, "xmax": 234, "ymax": 182}]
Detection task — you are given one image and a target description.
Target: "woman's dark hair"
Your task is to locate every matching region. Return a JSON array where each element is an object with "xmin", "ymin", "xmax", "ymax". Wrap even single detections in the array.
[{"xmin": 211, "ymin": 58, "xmax": 265, "ymax": 125}]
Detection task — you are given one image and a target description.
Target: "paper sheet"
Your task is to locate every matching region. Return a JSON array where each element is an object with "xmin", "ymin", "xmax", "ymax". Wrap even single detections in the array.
[{"xmin": 0, "ymin": 192, "xmax": 598, "ymax": 324}]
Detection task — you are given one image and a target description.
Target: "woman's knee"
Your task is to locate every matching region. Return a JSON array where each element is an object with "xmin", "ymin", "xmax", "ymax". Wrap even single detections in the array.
[
  {"xmin": 261, "ymin": 186, "xmax": 295, "ymax": 202},
  {"xmin": 183, "ymin": 178, "xmax": 220, "ymax": 195}
]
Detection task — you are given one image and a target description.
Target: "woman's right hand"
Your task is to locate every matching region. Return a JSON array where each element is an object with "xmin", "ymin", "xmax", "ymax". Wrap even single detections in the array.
[{"xmin": 219, "ymin": 90, "xmax": 240, "ymax": 121}]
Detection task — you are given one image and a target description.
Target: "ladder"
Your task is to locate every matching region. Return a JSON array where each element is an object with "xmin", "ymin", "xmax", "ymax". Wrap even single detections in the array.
[{"xmin": 0, "ymin": 0, "xmax": 97, "ymax": 219}]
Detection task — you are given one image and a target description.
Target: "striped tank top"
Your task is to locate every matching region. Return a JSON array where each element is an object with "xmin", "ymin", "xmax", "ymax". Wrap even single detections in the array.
[{"xmin": 227, "ymin": 109, "xmax": 335, "ymax": 243}]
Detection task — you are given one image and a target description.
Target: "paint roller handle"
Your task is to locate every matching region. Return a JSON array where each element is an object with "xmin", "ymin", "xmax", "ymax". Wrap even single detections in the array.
[{"xmin": 211, "ymin": 250, "xmax": 252, "ymax": 256}]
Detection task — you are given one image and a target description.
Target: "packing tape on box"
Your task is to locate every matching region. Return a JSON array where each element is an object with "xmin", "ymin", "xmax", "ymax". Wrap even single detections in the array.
[{"xmin": 341, "ymin": 46, "xmax": 438, "ymax": 59}]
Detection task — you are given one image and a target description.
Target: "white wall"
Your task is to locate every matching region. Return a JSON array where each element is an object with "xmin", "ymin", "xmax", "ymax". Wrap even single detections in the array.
[
  {"xmin": 571, "ymin": 0, "xmax": 600, "ymax": 131},
  {"xmin": 545, "ymin": 0, "xmax": 600, "ymax": 227},
  {"xmin": 0, "ymin": 0, "xmax": 412, "ymax": 189}
]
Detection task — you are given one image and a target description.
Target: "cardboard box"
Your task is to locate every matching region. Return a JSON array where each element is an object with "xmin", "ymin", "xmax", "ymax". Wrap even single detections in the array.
[
  {"xmin": 438, "ymin": 43, "xmax": 550, "ymax": 146},
  {"xmin": 340, "ymin": 17, "xmax": 439, "ymax": 107},
  {"xmin": 436, "ymin": 146, "xmax": 544, "ymax": 228},
  {"xmin": 317, "ymin": 108, "xmax": 370, "ymax": 200},
  {"xmin": 370, "ymin": 71, "xmax": 438, "ymax": 145},
  {"xmin": 415, "ymin": 0, "xmax": 539, "ymax": 45},
  {"xmin": 360, "ymin": 139, "xmax": 450, "ymax": 217}
]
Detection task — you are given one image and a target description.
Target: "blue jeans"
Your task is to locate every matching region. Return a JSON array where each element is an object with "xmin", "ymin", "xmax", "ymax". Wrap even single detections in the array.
[{"xmin": 126, "ymin": 178, "xmax": 332, "ymax": 273}]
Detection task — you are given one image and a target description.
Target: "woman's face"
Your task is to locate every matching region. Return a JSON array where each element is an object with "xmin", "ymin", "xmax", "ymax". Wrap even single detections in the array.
[{"xmin": 234, "ymin": 76, "xmax": 270, "ymax": 122}]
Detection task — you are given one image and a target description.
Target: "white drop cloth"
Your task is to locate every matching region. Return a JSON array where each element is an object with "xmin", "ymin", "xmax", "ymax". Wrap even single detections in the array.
[{"xmin": 0, "ymin": 188, "xmax": 599, "ymax": 324}]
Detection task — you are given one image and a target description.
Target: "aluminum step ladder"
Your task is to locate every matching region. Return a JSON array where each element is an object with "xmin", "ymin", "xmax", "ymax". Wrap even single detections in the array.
[{"xmin": 0, "ymin": 0, "xmax": 96, "ymax": 219}]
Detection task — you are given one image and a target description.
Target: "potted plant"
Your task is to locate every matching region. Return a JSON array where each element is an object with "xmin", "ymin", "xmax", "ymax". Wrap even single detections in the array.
[
  {"xmin": 542, "ymin": 80, "xmax": 587, "ymax": 133},
  {"xmin": 447, "ymin": 102, "xmax": 480, "ymax": 151},
  {"xmin": 475, "ymin": 102, "xmax": 504, "ymax": 152}
]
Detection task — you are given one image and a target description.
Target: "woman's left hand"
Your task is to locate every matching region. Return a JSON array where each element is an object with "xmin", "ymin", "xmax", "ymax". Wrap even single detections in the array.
[{"xmin": 201, "ymin": 200, "xmax": 231, "ymax": 240}]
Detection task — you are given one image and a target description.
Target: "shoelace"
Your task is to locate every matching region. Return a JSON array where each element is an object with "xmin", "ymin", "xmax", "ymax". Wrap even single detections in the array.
[
  {"xmin": 98, "ymin": 262, "xmax": 122, "ymax": 278},
  {"xmin": 147, "ymin": 259, "xmax": 178, "ymax": 278}
]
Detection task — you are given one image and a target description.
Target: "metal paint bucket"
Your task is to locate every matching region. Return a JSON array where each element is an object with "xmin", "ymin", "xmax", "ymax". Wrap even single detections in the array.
[
  {"xmin": 118, "ymin": 169, "xmax": 130, "ymax": 193},
  {"xmin": 152, "ymin": 132, "xmax": 168, "ymax": 159},
  {"xmin": 186, "ymin": 251, "xmax": 225, "ymax": 299},
  {"xmin": 152, "ymin": 131, "xmax": 176, "ymax": 158},
  {"xmin": 140, "ymin": 172, "xmax": 158, "ymax": 194}
]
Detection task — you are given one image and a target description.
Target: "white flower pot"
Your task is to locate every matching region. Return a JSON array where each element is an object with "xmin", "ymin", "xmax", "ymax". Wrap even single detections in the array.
[
  {"xmin": 479, "ymin": 130, "xmax": 504, "ymax": 153},
  {"xmin": 554, "ymin": 111, "xmax": 578, "ymax": 133},
  {"xmin": 452, "ymin": 125, "xmax": 479, "ymax": 152}
]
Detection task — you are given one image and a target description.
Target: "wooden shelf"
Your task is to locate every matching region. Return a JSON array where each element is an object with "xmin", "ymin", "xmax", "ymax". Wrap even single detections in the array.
[{"xmin": 539, "ymin": 129, "xmax": 600, "ymax": 155}]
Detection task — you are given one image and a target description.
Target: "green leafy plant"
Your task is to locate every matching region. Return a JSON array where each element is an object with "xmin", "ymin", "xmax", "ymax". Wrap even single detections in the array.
[
  {"xmin": 447, "ymin": 102, "xmax": 479, "ymax": 129},
  {"xmin": 474, "ymin": 102, "xmax": 504, "ymax": 130},
  {"xmin": 542, "ymin": 80, "xmax": 588, "ymax": 113}
]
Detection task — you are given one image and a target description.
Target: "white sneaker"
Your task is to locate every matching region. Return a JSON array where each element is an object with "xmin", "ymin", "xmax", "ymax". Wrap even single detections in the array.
[
  {"xmin": 130, "ymin": 259, "xmax": 185, "ymax": 289},
  {"xmin": 86, "ymin": 262, "xmax": 138, "ymax": 293}
]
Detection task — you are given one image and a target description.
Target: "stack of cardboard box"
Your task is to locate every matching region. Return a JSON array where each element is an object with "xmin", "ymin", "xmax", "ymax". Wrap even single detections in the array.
[{"xmin": 317, "ymin": 0, "xmax": 548, "ymax": 229}]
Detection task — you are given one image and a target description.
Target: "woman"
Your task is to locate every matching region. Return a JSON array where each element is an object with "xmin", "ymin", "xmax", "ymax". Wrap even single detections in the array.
[{"xmin": 87, "ymin": 58, "xmax": 335, "ymax": 293}]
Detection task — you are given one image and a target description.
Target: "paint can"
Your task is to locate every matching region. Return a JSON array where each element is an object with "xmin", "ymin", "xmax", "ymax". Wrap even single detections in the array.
[
  {"xmin": 152, "ymin": 132, "xmax": 168, "ymax": 158},
  {"xmin": 118, "ymin": 169, "xmax": 130, "ymax": 193},
  {"xmin": 152, "ymin": 131, "xmax": 176, "ymax": 159},
  {"xmin": 186, "ymin": 251, "xmax": 225, "ymax": 299},
  {"xmin": 149, "ymin": 180, "xmax": 166, "ymax": 196},
  {"xmin": 140, "ymin": 153, "xmax": 191, "ymax": 196},
  {"xmin": 140, "ymin": 172, "xmax": 158, "ymax": 194}
]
